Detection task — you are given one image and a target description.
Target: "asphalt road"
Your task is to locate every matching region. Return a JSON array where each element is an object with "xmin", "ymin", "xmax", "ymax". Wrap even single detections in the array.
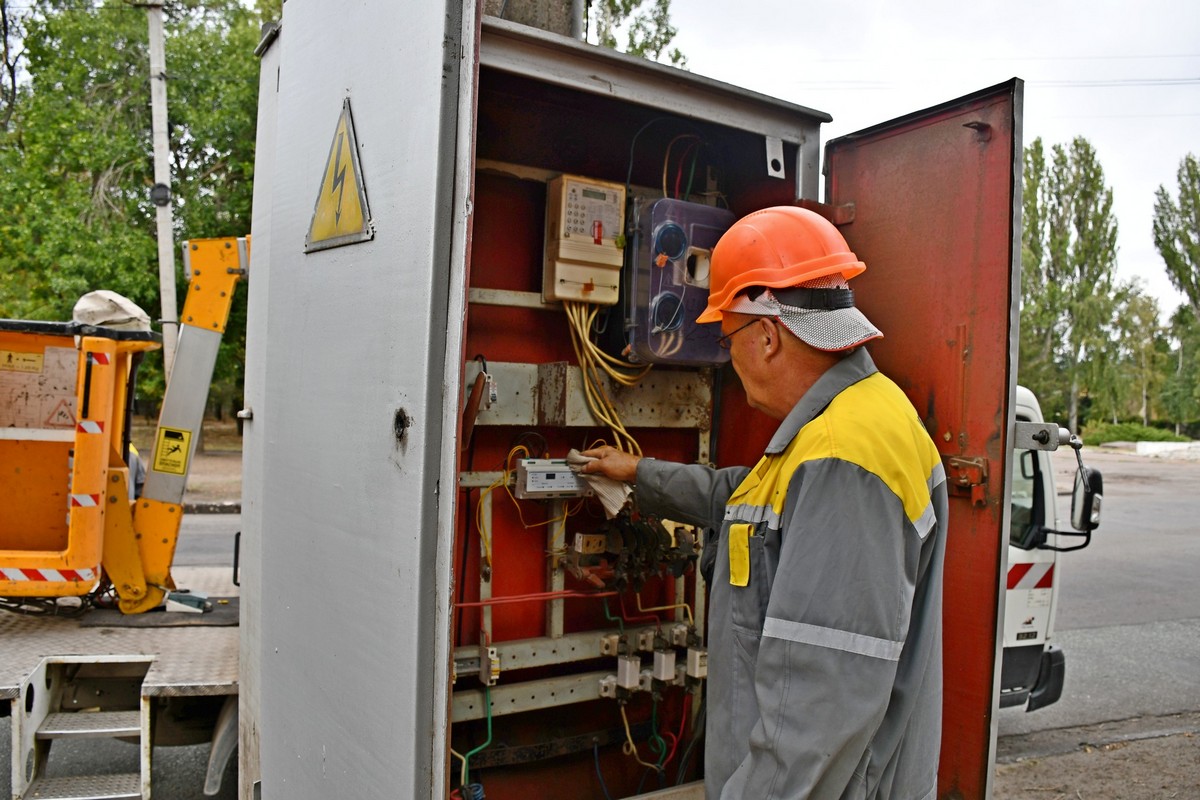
[{"xmin": 174, "ymin": 511, "xmax": 242, "ymax": 569}]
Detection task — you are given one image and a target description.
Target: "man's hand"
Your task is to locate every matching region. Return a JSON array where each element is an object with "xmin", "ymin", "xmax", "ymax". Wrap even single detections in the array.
[{"xmin": 577, "ymin": 446, "xmax": 641, "ymax": 484}]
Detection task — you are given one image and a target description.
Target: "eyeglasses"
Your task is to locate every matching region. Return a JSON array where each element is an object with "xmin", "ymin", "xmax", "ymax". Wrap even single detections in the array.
[{"xmin": 717, "ymin": 318, "xmax": 761, "ymax": 350}]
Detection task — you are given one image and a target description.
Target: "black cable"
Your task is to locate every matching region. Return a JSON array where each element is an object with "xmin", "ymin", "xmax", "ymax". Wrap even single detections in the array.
[{"xmin": 456, "ymin": 356, "xmax": 488, "ymax": 647}]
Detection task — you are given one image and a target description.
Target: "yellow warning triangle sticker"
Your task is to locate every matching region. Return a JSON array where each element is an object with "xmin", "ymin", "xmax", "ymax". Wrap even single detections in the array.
[{"xmin": 306, "ymin": 98, "xmax": 373, "ymax": 252}]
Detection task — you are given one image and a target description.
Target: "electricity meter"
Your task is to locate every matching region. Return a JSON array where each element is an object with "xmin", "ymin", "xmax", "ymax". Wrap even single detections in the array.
[{"xmin": 543, "ymin": 174, "xmax": 626, "ymax": 305}]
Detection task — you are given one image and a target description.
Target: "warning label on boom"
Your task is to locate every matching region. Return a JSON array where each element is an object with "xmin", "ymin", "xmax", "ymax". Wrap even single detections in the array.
[{"xmin": 153, "ymin": 427, "xmax": 192, "ymax": 476}]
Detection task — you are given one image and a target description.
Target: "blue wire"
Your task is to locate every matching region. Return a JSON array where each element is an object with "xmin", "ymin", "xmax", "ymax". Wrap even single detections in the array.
[{"xmin": 593, "ymin": 741, "xmax": 614, "ymax": 800}]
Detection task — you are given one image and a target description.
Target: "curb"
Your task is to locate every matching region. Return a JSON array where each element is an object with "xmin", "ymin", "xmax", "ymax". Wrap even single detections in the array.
[{"xmin": 184, "ymin": 501, "xmax": 242, "ymax": 514}]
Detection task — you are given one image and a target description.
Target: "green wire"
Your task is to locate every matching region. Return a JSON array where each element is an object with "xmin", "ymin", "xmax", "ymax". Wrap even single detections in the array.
[
  {"xmin": 602, "ymin": 597, "xmax": 624, "ymax": 634},
  {"xmin": 461, "ymin": 684, "xmax": 493, "ymax": 789},
  {"xmin": 650, "ymin": 694, "xmax": 667, "ymax": 767},
  {"xmin": 684, "ymin": 147, "xmax": 700, "ymax": 200}
]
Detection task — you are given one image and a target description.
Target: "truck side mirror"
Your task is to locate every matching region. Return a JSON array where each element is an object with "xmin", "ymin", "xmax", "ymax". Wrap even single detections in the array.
[{"xmin": 1070, "ymin": 465, "xmax": 1103, "ymax": 532}]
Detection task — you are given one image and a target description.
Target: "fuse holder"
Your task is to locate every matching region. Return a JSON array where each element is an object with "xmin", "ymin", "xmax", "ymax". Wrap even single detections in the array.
[
  {"xmin": 616, "ymin": 655, "xmax": 641, "ymax": 690},
  {"xmin": 653, "ymin": 649, "xmax": 677, "ymax": 682},
  {"xmin": 686, "ymin": 647, "xmax": 708, "ymax": 680}
]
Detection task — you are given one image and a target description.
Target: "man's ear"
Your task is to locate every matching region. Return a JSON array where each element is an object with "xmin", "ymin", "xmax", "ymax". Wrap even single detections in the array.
[{"xmin": 759, "ymin": 317, "xmax": 783, "ymax": 360}]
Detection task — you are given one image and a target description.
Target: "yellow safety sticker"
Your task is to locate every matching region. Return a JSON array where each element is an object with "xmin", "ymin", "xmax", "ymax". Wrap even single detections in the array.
[
  {"xmin": 0, "ymin": 350, "xmax": 43, "ymax": 373},
  {"xmin": 152, "ymin": 427, "xmax": 192, "ymax": 475},
  {"xmin": 729, "ymin": 523, "xmax": 751, "ymax": 587},
  {"xmin": 305, "ymin": 98, "xmax": 373, "ymax": 252}
]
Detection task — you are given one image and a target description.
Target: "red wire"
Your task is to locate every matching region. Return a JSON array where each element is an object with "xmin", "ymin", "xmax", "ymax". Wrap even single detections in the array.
[
  {"xmin": 456, "ymin": 590, "xmax": 617, "ymax": 609},
  {"xmin": 661, "ymin": 692, "xmax": 692, "ymax": 769},
  {"xmin": 674, "ymin": 139, "xmax": 700, "ymax": 198}
]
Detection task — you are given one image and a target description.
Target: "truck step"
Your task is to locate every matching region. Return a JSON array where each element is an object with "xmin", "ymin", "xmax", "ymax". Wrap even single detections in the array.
[
  {"xmin": 21, "ymin": 772, "xmax": 140, "ymax": 799},
  {"xmin": 36, "ymin": 710, "xmax": 141, "ymax": 740}
]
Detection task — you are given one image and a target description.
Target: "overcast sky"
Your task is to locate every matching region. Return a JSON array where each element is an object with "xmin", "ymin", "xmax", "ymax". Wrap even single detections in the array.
[{"xmin": 668, "ymin": 0, "xmax": 1200, "ymax": 320}]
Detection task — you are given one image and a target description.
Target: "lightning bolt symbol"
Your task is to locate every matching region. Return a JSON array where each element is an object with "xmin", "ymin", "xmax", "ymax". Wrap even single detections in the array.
[{"xmin": 331, "ymin": 131, "xmax": 348, "ymax": 226}]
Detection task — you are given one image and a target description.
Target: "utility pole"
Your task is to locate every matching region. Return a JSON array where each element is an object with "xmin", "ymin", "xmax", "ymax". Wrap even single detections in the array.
[{"xmin": 146, "ymin": 1, "xmax": 178, "ymax": 377}]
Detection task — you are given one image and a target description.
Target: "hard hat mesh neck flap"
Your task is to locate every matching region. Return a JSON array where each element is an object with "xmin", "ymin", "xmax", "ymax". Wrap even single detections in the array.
[{"xmin": 726, "ymin": 275, "xmax": 883, "ymax": 352}]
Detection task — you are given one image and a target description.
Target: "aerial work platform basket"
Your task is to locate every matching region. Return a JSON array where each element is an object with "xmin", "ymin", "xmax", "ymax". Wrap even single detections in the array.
[
  {"xmin": 0, "ymin": 320, "xmax": 160, "ymax": 602},
  {"xmin": 1, "ymin": 235, "xmax": 247, "ymax": 614}
]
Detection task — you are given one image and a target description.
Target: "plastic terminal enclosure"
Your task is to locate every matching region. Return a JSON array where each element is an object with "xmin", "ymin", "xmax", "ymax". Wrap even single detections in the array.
[
  {"xmin": 543, "ymin": 174, "xmax": 626, "ymax": 305},
  {"xmin": 573, "ymin": 532, "xmax": 607, "ymax": 554},
  {"xmin": 617, "ymin": 197, "xmax": 736, "ymax": 365},
  {"xmin": 514, "ymin": 458, "xmax": 594, "ymax": 500},
  {"xmin": 479, "ymin": 645, "xmax": 500, "ymax": 687},
  {"xmin": 600, "ymin": 633, "xmax": 621, "ymax": 656}
]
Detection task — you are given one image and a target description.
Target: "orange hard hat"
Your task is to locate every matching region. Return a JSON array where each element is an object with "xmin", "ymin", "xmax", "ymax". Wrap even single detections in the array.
[{"xmin": 696, "ymin": 206, "xmax": 866, "ymax": 323}]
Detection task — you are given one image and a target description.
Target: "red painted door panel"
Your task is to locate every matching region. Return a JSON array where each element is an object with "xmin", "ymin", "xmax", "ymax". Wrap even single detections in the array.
[{"xmin": 825, "ymin": 79, "xmax": 1023, "ymax": 800}]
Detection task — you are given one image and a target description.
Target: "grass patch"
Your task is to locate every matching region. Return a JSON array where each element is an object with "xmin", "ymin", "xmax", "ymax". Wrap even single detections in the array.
[{"xmin": 1080, "ymin": 421, "xmax": 1190, "ymax": 446}]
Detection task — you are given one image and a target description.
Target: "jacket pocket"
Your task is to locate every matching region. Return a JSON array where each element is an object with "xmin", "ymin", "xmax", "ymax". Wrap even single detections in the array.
[{"xmin": 730, "ymin": 524, "xmax": 769, "ymax": 633}]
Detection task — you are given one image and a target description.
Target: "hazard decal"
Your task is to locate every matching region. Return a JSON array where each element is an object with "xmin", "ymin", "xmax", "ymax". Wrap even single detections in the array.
[
  {"xmin": 152, "ymin": 426, "xmax": 192, "ymax": 476},
  {"xmin": 45, "ymin": 399, "xmax": 75, "ymax": 428},
  {"xmin": 305, "ymin": 98, "xmax": 373, "ymax": 252},
  {"xmin": 1, "ymin": 350, "xmax": 43, "ymax": 373}
]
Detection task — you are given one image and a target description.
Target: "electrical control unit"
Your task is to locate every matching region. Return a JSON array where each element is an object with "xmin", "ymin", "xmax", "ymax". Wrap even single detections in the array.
[
  {"xmin": 543, "ymin": 174, "xmax": 627, "ymax": 305},
  {"xmin": 514, "ymin": 458, "xmax": 594, "ymax": 499},
  {"xmin": 621, "ymin": 197, "xmax": 736, "ymax": 365}
]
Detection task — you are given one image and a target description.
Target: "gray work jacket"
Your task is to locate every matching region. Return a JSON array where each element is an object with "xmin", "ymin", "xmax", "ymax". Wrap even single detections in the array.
[{"xmin": 636, "ymin": 348, "xmax": 948, "ymax": 799}]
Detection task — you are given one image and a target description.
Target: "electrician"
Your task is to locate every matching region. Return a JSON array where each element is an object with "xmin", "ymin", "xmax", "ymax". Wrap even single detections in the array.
[{"xmin": 581, "ymin": 206, "xmax": 948, "ymax": 800}]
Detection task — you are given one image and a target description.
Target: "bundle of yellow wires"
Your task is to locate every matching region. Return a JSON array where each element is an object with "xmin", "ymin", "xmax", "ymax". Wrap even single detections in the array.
[{"xmin": 563, "ymin": 300, "xmax": 651, "ymax": 455}]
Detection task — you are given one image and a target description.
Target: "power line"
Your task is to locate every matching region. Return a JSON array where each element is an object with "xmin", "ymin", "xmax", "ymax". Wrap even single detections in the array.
[{"xmin": 1032, "ymin": 77, "xmax": 1200, "ymax": 88}]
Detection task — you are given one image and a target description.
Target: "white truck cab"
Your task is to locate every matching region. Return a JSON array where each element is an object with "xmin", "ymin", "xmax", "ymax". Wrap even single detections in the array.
[{"xmin": 1002, "ymin": 385, "xmax": 1103, "ymax": 710}]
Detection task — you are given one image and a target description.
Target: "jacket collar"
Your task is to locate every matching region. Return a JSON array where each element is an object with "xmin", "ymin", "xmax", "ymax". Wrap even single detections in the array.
[{"xmin": 764, "ymin": 347, "xmax": 879, "ymax": 454}]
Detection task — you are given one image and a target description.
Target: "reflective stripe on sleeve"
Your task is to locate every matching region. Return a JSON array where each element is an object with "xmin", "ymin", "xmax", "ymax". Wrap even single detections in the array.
[
  {"xmin": 763, "ymin": 617, "xmax": 904, "ymax": 661},
  {"xmin": 913, "ymin": 462, "xmax": 947, "ymax": 540},
  {"xmin": 928, "ymin": 461, "xmax": 946, "ymax": 492},
  {"xmin": 913, "ymin": 501, "xmax": 938, "ymax": 540},
  {"xmin": 723, "ymin": 502, "xmax": 780, "ymax": 528}
]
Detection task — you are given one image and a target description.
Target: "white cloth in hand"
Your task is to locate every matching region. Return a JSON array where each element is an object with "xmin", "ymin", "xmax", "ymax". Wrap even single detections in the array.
[{"xmin": 566, "ymin": 448, "xmax": 632, "ymax": 519}]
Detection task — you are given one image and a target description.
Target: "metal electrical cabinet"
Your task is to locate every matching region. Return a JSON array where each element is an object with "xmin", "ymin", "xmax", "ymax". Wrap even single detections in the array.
[{"xmin": 245, "ymin": 5, "xmax": 1019, "ymax": 800}]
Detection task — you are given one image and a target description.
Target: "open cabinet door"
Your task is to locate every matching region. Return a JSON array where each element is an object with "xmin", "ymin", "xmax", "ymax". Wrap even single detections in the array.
[{"xmin": 824, "ymin": 79, "xmax": 1023, "ymax": 800}]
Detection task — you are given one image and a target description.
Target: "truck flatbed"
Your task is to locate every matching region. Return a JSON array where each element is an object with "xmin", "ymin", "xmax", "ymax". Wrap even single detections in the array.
[{"xmin": 0, "ymin": 567, "xmax": 238, "ymax": 702}]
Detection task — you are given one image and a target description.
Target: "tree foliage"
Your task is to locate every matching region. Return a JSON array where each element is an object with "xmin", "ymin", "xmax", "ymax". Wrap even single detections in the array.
[
  {"xmin": 1160, "ymin": 306, "xmax": 1200, "ymax": 434},
  {"xmin": 1153, "ymin": 153, "xmax": 1200, "ymax": 317},
  {"xmin": 1019, "ymin": 136, "xmax": 1120, "ymax": 432},
  {"xmin": 0, "ymin": 0, "xmax": 267, "ymax": 414},
  {"xmin": 589, "ymin": 0, "xmax": 686, "ymax": 67}
]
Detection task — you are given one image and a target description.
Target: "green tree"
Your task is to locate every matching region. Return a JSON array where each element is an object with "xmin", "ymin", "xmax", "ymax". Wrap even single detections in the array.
[
  {"xmin": 589, "ymin": 0, "xmax": 686, "ymax": 66},
  {"xmin": 1153, "ymin": 153, "xmax": 1200, "ymax": 317},
  {"xmin": 0, "ymin": 0, "xmax": 263, "ymax": 414},
  {"xmin": 1018, "ymin": 139, "xmax": 1067, "ymax": 421},
  {"xmin": 1018, "ymin": 136, "xmax": 1119, "ymax": 432},
  {"xmin": 1161, "ymin": 306, "xmax": 1200, "ymax": 435},
  {"xmin": 1093, "ymin": 283, "xmax": 1163, "ymax": 425}
]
